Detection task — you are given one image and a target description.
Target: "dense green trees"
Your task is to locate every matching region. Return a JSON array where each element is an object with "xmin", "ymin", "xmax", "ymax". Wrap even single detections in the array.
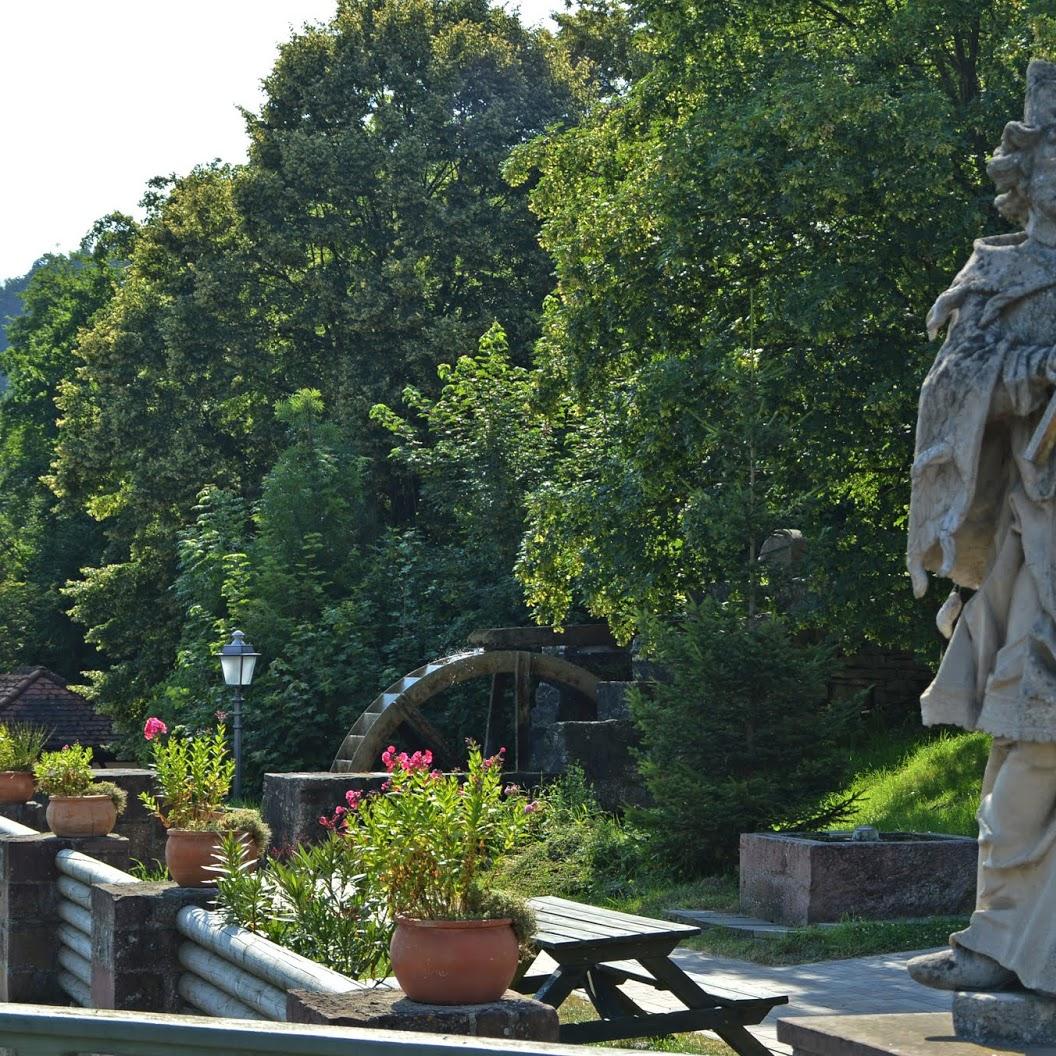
[{"xmin": 0, "ymin": 0, "xmax": 1047, "ymax": 814}]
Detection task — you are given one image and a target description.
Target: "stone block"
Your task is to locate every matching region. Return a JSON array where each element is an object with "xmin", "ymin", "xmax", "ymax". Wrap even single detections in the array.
[
  {"xmin": 529, "ymin": 720, "xmax": 647, "ymax": 811},
  {"xmin": 287, "ymin": 987, "xmax": 560, "ymax": 1041},
  {"xmin": 596, "ymin": 681, "xmax": 641, "ymax": 721},
  {"xmin": 777, "ymin": 1011, "xmax": 1020, "ymax": 1056},
  {"xmin": 90, "ymin": 880, "xmax": 213, "ymax": 1011},
  {"xmin": 89, "ymin": 769, "xmax": 167, "ymax": 868},
  {"xmin": 740, "ymin": 832, "xmax": 977, "ymax": 925},
  {"xmin": 953, "ymin": 990, "xmax": 1056, "ymax": 1046},
  {"xmin": 0, "ymin": 802, "xmax": 44, "ymax": 831},
  {"xmin": 262, "ymin": 772, "xmax": 390, "ymax": 851}
]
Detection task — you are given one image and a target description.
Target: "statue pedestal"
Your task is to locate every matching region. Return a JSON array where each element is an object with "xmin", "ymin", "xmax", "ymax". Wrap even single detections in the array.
[
  {"xmin": 776, "ymin": 1012, "xmax": 1024, "ymax": 1055},
  {"xmin": 954, "ymin": 990, "xmax": 1056, "ymax": 1046}
]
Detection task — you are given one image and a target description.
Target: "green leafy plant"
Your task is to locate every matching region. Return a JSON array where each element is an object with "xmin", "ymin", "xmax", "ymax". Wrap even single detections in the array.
[
  {"xmin": 325, "ymin": 743, "xmax": 540, "ymax": 941},
  {"xmin": 32, "ymin": 746, "xmax": 128, "ymax": 811},
  {"xmin": 215, "ymin": 807, "xmax": 271, "ymax": 852},
  {"xmin": 212, "ymin": 832, "xmax": 391, "ymax": 980},
  {"xmin": 89, "ymin": 779, "xmax": 128, "ymax": 816},
  {"xmin": 0, "ymin": 724, "xmax": 50, "ymax": 772},
  {"xmin": 33, "ymin": 744, "xmax": 95, "ymax": 797},
  {"xmin": 139, "ymin": 718, "xmax": 234, "ymax": 830}
]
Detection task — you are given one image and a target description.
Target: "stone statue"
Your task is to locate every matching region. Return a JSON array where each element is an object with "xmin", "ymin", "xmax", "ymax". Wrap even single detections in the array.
[{"xmin": 907, "ymin": 59, "xmax": 1056, "ymax": 1000}]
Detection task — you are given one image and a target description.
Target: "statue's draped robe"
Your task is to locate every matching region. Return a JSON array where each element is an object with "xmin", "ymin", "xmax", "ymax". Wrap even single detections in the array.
[{"xmin": 909, "ymin": 232, "xmax": 1056, "ymax": 991}]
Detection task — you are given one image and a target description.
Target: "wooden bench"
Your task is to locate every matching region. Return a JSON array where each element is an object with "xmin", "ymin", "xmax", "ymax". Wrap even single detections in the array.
[{"xmin": 516, "ymin": 896, "xmax": 787, "ymax": 1053}]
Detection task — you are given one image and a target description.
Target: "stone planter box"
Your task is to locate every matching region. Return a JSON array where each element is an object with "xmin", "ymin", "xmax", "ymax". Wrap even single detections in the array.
[{"xmin": 739, "ymin": 831, "xmax": 977, "ymax": 925}]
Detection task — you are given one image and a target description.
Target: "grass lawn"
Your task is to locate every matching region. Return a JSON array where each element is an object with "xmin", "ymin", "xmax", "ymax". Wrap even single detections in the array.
[
  {"xmin": 832, "ymin": 729, "xmax": 988, "ymax": 837},
  {"xmin": 559, "ymin": 996, "xmax": 734, "ymax": 1055}
]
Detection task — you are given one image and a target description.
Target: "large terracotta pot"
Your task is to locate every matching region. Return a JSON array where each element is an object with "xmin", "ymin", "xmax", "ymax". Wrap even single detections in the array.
[
  {"xmin": 46, "ymin": 795, "xmax": 117, "ymax": 837},
  {"xmin": 390, "ymin": 916, "xmax": 518, "ymax": 1004},
  {"xmin": 0, "ymin": 771, "xmax": 35, "ymax": 804},
  {"xmin": 166, "ymin": 828, "xmax": 259, "ymax": 887}
]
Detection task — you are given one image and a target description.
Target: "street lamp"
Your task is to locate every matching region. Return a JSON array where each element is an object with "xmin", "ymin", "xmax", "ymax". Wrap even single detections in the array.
[{"xmin": 218, "ymin": 630, "xmax": 259, "ymax": 801}]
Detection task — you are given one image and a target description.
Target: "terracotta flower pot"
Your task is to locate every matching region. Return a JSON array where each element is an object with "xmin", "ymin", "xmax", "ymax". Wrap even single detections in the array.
[
  {"xmin": 390, "ymin": 916, "xmax": 519, "ymax": 1004},
  {"xmin": 46, "ymin": 795, "xmax": 117, "ymax": 837},
  {"xmin": 0, "ymin": 771, "xmax": 35, "ymax": 804},
  {"xmin": 166, "ymin": 828, "xmax": 259, "ymax": 887}
]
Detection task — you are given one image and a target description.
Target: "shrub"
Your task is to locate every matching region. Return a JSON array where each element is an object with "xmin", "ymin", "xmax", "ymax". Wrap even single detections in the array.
[
  {"xmin": 0, "ymin": 724, "xmax": 49, "ymax": 772},
  {"xmin": 34, "ymin": 744, "xmax": 95, "ymax": 796},
  {"xmin": 88, "ymin": 779, "xmax": 128, "ymax": 815},
  {"xmin": 630, "ymin": 602, "xmax": 860, "ymax": 872},
  {"xmin": 212, "ymin": 832, "xmax": 391, "ymax": 980},
  {"xmin": 139, "ymin": 720, "xmax": 234, "ymax": 829},
  {"xmin": 216, "ymin": 807, "xmax": 272, "ymax": 851}
]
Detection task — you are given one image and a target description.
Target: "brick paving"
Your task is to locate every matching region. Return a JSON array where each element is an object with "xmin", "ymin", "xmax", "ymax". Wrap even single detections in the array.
[{"xmin": 532, "ymin": 945, "xmax": 950, "ymax": 1055}]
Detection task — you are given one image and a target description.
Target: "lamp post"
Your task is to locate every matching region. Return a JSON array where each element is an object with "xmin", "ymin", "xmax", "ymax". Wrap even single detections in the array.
[{"xmin": 218, "ymin": 630, "xmax": 259, "ymax": 801}]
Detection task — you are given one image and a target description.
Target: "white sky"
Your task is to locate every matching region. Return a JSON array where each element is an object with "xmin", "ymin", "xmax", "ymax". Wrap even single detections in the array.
[{"xmin": 0, "ymin": 0, "xmax": 560, "ymax": 283}]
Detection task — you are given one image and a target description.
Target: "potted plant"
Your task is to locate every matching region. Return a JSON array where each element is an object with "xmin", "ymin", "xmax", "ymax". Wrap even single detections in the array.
[
  {"xmin": 139, "ymin": 718, "xmax": 270, "ymax": 886},
  {"xmin": 0, "ymin": 724, "xmax": 49, "ymax": 804},
  {"xmin": 326, "ymin": 742, "xmax": 540, "ymax": 1004},
  {"xmin": 34, "ymin": 744, "xmax": 128, "ymax": 836}
]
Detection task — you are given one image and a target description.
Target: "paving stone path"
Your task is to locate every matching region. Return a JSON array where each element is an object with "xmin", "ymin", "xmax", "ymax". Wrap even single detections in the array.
[{"xmin": 533, "ymin": 945, "xmax": 950, "ymax": 1055}]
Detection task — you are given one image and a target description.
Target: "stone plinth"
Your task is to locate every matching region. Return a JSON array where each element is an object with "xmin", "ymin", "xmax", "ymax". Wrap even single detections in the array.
[
  {"xmin": 262, "ymin": 772, "xmax": 392, "ymax": 851},
  {"xmin": 91, "ymin": 880, "xmax": 213, "ymax": 1012},
  {"xmin": 0, "ymin": 832, "xmax": 129, "ymax": 1003},
  {"xmin": 777, "ymin": 1012, "xmax": 1024, "ymax": 1056},
  {"xmin": 0, "ymin": 801, "xmax": 45, "ymax": 830},
  {"xmin": 90, "ymin": 769, "xmax": 166, "ymax": 869},
  {"xmin": 529, "ymin": 719, "xmax": 647, "ymax": 811},
  {"xmin": 954, "ymin": 991, "xmax": 1056, "ymax": 1047},
  {"xmin": 287, "ymin": 987, "xmax": 560, "ymax": 1041},
  {"xmin": 740, "ymin": 832, "xmax": 977, "ymax": 925}
]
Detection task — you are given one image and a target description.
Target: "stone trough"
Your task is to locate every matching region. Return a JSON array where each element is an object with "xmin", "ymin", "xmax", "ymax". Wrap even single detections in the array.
[{"xmin": 739, "ymin": 830, "xmax": 977, "ymax": 926}]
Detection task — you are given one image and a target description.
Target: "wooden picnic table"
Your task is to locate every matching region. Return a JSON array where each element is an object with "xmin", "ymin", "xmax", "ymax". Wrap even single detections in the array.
[{"xmin": 516, "ymin": 896, "xmax": 787, "ymax": 1054}]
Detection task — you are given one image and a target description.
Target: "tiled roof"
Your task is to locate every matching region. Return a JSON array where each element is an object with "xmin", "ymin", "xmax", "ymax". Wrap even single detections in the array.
[{"xmin": 0, "ymin": 667, "xmax": 114, "ymax": 753}]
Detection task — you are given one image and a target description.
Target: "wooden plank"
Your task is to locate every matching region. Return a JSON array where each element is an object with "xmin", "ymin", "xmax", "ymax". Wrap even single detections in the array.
[
  {"xmin": 530, "ymin": 896, "xmax": 700, "ymax": 936},
  {"xmin": 534, "ymin": 937, "xmax": 679, "ymax": 963},
  {"xmin": 468, "ymin": 625, "xmax": 618, "ymax": 649},
  {"xmin": 584, "ymin": 968, "xmax": 646, "ymax": 1020},
  {"xmin": 715, "ymin": 1024, "xmax": 776, "ymax": 1056},
  {"xmin": 483, "ymin": 674, "xmax": 508, "ymax": 757},
  {"xmin": 532, "ymin": 912, "xmax": 663, "ymax": 940},
  {"xmin": 558, "ymin": 1006, "xmax": 754, "ymax": 1044},
  {"xmin": 514, "ymin": 652, "xmax": 532, "ymax": 771},
  {"xmin": 533, "ymin": 964, "xmax": 586, "ymax": 1008}
]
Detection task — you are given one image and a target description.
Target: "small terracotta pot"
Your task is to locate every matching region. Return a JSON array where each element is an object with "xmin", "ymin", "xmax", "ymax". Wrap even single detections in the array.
[
  {"xmin": 46, "ymin": 795, "xmax": 117, "ymax": 837},
  {"xmin": 166, "ymin": 828, "xmax": 259, "ymax": 887},
  {"xmin": 0, "ymin": 771, "xmax": 35, "ymax": 804},
  {"xmin": 390, "ymin": 917, "xmax": 519, "ymax": 1004}
]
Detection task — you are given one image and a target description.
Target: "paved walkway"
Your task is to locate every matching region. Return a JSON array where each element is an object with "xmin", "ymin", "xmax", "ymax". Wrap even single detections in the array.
[{"xmin": 533, "ymin": 945, "xmax": 950, "ymax": 1055}]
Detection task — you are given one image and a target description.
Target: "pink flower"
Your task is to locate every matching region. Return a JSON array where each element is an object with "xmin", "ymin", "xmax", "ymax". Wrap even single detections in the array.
[
  {"xmin": 215, "ymin": 709, "xmax": 229, "ymax": 723},
  {"xmin": 504, "ymin": 783, "xmax": 521, "ymax": 796},
  {"xmin": 381, "ymin": 745, "xmax": 397, "ymax": 771},
  {"xmin": 334, "ymin": 806, "xmax": 347, "ymax": 816},
  {"xmin": 143, "ymin": 717, "xmax": 168, "ymax": 741},
  {"xmin": 524, "ymin": 800, "xmax": 541, "ymax": 814},
  {"xmin": 345, "ymin": 789, "xmax": 362, "ymax": 811},
  {"xmin": 319, "ymin": 815, "xmax": 333, "ymax": 829}
]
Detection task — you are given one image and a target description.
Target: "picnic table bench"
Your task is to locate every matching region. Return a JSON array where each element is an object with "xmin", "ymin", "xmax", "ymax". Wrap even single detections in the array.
[{"xmin": 516, "ymin": 896, "xmax": 787, "ymax": 1054}]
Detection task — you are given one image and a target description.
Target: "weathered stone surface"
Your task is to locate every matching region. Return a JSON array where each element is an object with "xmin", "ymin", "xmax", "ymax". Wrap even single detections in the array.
[
  {"xmin": 777, "ymin": 1012, "xmax": 1022, "ymax": 1056},
  {"xmin": 596, "ymin": 681, "xmax": 639, "ymax": 721},
  {"xmin": 262, "ymin": 772, "xmax": 390, "ymax": 851},
  {"xmin": 740, "ymin": 832, "xmax": 977, "ymax": 925},
  {"xmin": 90, "ymin": 769, "xmax": 166, "ymax": 868},
  {"xmin": 91, "ymin": 880, "xmax": 212, "ymax": 1012},
  {"xmin": 0, "ymin": 831, "xmax": 129, "ymax": 1003},
  {"xmin": 0, "ymin": 802, "xmax": 44, "ymax": 831},
  {"xmin": 953, "ymin": 990, "xmax": 1056, "ymax": 1046},
  {"xmin": 287, "ymin": 987, "xmax": 560, "ymax": 1041},
  {"xmin": 530, "ymin": 719, "xmax": 647, "ymax": 811}
]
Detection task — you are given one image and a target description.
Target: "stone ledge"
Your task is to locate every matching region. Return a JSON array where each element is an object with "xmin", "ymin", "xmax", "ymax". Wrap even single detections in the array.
[
  {"xmin": 287, "ymin": 987, "xmax": 560, "ymax": 1041},
  {"xmin": 954, "ymin": 990, "xmax": 1056, "ymax": 1047},
  {"xmin": 776, "ymin": 1013, "xmax": 1028, "ymax": 1056}
]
